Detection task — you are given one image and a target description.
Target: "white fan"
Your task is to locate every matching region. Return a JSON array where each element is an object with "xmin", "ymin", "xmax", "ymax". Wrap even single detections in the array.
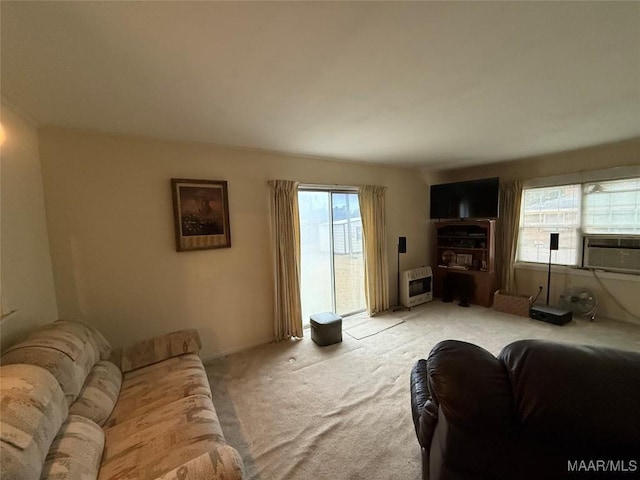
[{"xmin": 559, "ymin": 287, "xmax": 598, "ymax": 321}]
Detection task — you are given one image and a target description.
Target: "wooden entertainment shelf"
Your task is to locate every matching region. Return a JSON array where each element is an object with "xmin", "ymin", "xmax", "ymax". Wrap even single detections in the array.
[{"xmin": 433, "ymin": 220, "xmax": 497, "ymax": 307}]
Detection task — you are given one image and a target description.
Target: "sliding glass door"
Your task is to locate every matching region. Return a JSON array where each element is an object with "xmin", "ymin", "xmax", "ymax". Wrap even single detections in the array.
[{"xmin": 299, "ymin": 189, "xmax": 366, "ymax": 325}]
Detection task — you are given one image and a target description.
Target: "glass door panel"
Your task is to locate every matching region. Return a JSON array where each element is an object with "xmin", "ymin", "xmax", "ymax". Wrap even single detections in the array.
[
  {"xmin": 299, "ymin": 191, "xmax": 333, "ymax": 325},
  {"xmin": 332, "ymin": 193, "xmax": 366, "ymax": 315}
]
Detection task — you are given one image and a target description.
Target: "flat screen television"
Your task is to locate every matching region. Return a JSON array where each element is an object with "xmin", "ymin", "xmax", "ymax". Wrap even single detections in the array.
[{"xmin": 430, "ymin": 177, "xmax": 500, "ymax": 220}]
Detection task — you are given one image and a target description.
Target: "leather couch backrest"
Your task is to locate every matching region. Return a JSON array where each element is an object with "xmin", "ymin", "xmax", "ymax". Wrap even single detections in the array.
[{"xmin": 498, "ymin": 339, "xmax": 640, "ymax": 452}]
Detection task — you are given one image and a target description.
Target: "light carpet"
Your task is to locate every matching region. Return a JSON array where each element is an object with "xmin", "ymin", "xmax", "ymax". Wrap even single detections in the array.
[
  {"xmin": 205, "ymin": 301, "xmax": 640, "ymax": 480},
  {"xmin": 344, "ymin": 311, "xmax": 404, "ymax": 339}
]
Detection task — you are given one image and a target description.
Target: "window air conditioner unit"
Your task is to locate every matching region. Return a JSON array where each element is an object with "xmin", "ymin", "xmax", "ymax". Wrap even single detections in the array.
[{"xmin": 582, "ymin": 235, "xmax": 640, "ymax": 274}]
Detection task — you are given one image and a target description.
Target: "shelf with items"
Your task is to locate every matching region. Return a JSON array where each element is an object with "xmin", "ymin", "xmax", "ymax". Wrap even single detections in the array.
[
  {"xmin": 435, "ymin": 220, "xmax": 494, "ymax": 271},
  {"xmin": 437, "ymin": 239, "xmax": 488, "ymax": 248},
  {"xmin": 433, "ymin": 220, "xmax": 497, "ymax": 307},
  {"xmin": 438, "ymin": 247, "xmax": 487, "ymax": 252}
]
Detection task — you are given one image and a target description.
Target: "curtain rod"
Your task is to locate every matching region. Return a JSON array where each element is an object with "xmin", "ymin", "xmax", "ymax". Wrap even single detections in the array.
[
  {"xmin": 523, "ymin": 165, "xmax": 640, "ymax": 188},
  {"xmin": 298, "ymin": 183, "xmax": 360, "ymax": 191}
]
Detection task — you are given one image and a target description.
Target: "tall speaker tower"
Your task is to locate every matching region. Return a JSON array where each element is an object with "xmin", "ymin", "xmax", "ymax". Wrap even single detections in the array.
[{"xmin": 394, "ymin": 237, "xmax": 407, "ymax": 312}]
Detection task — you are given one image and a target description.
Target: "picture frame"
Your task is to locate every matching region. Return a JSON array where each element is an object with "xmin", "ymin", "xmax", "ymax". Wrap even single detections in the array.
[
  {"xmin": 456, "ymin": 253, "xmax": 473, "ymax": 267},
  {"xmin": 171, "ymin": 178, "xmax": 231, "ymax": 251}
]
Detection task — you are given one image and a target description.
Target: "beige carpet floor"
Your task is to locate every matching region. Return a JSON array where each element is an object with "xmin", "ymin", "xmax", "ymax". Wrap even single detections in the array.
[
  {"xmin": 344, "ymin": 311, "xmax": 405, "ymax": 339},
  {"xmin": 204, "ymin": 302, "xmax": 640, "ymax": 480}
]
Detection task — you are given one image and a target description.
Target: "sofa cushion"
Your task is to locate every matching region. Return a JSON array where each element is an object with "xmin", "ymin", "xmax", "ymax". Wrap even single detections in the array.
[
  {"xmin": 12, "ymin": 320, "xmax": 103, "ymax": 364},
  {"xmin": 104, "ymin": 353, "xmax": 210, "ymax": 427},
  {"xmin": 41, "ymin": 415, "xmax": 105, "ymax": 480},
  {"xmin": 1, "ymin": 347, "xmax": 89, "ymax": 407},
  {"xmin": 153, "ymin": 449, "xmax": 245, "ymax": 480},
  {"xmin": 54, "ymin": 320, "xmax": 112, "ymax": 361},
  {"xmin": 1, "ymin": 321, "xmax": 105, "ymax": 405},
  {"xmin": 69, "ymin": 361, "xmax": 122, "ymax": 426},
  {"xmin": 0, "ymin": 364, "xmax": 68, "ymax": 480},
  {"xmin": 99, "ymin": 394, "xmax": 226, "ymax": 480}
]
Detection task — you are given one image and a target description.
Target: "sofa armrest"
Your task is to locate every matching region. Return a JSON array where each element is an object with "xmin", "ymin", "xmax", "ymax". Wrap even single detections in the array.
[
  {"xmin": 410, "ymin": 359, "xmax": 439, "ymax": 451},
  {"xmin": 152, "ymin": 446, "xmax": 245, "ymax": 480},
  {"xmin": 113, "ymin": 329, "xmax": 202, "ymax": 373}
]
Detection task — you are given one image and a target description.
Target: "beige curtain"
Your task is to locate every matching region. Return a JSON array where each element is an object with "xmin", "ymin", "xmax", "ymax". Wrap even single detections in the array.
[
  {"xmin": 358, "ymin": 185, "xmax": 390, "ymax": 315},
  {"xmin": 268, "ymin": 180, "xmax": 303, "ymax": 340},
  {"xmin": 499, "ymin": 180, "xmax": 523, "ymax": 292}
]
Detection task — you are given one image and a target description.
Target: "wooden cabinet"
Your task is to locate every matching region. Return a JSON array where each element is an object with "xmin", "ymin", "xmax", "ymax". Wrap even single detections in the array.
[{"xmin": 433, "ymin": 220, "xmax": 497, "ymax": 307}]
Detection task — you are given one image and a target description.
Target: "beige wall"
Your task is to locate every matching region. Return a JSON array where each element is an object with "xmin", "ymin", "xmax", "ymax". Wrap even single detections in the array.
[
  {"xmin": 514, "ymin": 265, "xmax": 639, "ymax": 324},
  {"xmin": 423, "ymin": 137, "xmax": 640, "ymax": 324},
  {"xmin": 0, "ymin": 103, "xmax": 58, "ymax": 351},
  {"xmin": 38, "ymin": 128, "xmax": 430, "ymax": 359},
  {"xmin": 426, "ymin": 137, "xmax": 640, "ymax": 183}
]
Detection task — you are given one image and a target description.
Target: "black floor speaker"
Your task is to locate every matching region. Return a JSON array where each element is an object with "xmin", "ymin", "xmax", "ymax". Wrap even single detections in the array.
[{"xmin": 530, "ymin": 305, "xmax": 572, "ymax": 326}]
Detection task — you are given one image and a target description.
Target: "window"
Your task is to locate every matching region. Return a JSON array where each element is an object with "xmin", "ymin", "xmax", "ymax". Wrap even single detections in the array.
[
  {"xmin": 518, "ymin": 177, "xmax": 640, "ymax": 266},
  {"xmin": 583, "ymin": 178, "xmax": 640, "ymax": 234},
  {"xmin": 519, "ymin": 185, "xmax": 581, "ymax": 265}
]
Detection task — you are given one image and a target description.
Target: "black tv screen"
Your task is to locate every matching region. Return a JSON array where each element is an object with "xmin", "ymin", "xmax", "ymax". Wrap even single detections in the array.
[{"xmin": 430, "ymin": 177, "xmax": 500, "ymax": 220}]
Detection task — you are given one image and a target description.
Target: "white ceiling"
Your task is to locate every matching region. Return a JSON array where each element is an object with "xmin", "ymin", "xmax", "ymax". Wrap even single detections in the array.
[{"xmin": 1, "ymin": 1, "xmax": 639, "ymax": 169}]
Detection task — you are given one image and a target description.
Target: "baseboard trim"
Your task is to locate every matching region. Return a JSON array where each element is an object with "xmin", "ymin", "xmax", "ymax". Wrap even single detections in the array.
[{"xmin": 200, "ymin": 336, "xmax": 276, "ymax": 363}]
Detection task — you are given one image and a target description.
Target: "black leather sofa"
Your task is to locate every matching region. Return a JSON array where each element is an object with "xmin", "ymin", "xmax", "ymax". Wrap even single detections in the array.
[{"xmin": 410, "ymin": 339, "xmax": 640, "ymax": 480}]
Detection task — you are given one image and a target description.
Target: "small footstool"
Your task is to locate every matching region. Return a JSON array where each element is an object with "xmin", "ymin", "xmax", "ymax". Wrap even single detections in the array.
[{"xmin": 310, "ymin": 312, "xmax": 342, "ymax": 346}]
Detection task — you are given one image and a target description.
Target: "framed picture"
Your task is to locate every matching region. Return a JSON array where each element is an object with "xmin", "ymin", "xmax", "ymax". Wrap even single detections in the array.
[
  {"xmin": 456, "ymin": 253, "xmax": 473, "ymax": 267},
  {"xmin": 171, "ymin": 178, "xmax": 231, "ymax": 251}
]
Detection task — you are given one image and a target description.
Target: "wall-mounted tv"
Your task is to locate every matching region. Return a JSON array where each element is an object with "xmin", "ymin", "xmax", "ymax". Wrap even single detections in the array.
[{"xmin": 430, "ymin": 177, "xmax": 500, "ymax": 220}]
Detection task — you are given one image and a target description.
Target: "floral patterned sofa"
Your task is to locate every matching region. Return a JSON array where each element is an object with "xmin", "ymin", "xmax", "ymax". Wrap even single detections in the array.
[{"xmin": 0, "ymin": 320, "xmax": 245, "ymax": 480}]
